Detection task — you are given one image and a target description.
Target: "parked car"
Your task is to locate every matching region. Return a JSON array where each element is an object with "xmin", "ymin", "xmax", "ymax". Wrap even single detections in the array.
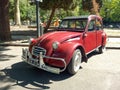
[{"xmin": 22, "ymin": 15, "xmax": 107, "ymax": 75}]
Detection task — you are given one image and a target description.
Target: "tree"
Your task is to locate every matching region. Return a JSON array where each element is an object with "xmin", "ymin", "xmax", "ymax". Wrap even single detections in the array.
[
  {"xmin": 0, "ymin": 0, "xmax": 11, "ymax": 41},
  {"xmin": 91, "ymin": 0, "xmax": 102, "ymax": 15},
  {"xmin": 82, "ymin": 0, "xmax": 102, "ymax": 15},
  {"xmin": 100, "ymin": 0, "xmax": 120, "ymax": 22},
  {"xmin": 10, "ymin": 0, "xmax": 36, "ymax": 24},
  {"xmin": 110, "ymin": 0, "xmax": 120, "ymax": 22},
  {"xmin": 14, "ymin": 0, "xmax": 21, "ymax": 25},
  {"xmin": 9, "ymin": 0, "xmax": 14, "ymax": 22},
  {"xmin": 39, "ymin": 0, "xmax": 78, "ymax": 32}
]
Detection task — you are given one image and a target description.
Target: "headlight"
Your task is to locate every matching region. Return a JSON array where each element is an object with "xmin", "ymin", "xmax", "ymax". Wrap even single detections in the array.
[
  {"xmin": 29, "ymin": 38, "xmax": 36, "ymax": 45},
  {"xmin": 29, "ymin": 38, "xmax": 33, "ymax": 44},
  {"xmin": 52, "ymin": 41, "xmax": 59, "ymax": 50}
]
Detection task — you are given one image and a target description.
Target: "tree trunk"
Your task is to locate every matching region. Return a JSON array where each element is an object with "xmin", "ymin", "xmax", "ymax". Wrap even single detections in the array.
[
  {"xmin": 91, "ymin": 0, "xmax": 100, "ymax": 15},
  {"xmin": 44, "ymin": 6, "xmax": 56, "ymax": 33},
  {"xmin": 0, "ymin": 0, "xmax": 11, "ymax": 41},
  {"xmin": 14, "ymin": 0, "xmax": 21, "ymax": 26}
]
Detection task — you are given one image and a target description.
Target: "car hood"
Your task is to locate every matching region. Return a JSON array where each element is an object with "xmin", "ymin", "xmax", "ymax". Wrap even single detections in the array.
[{"xmin": 36, "ymin": 31, "xmax": 82, "ymax": 45}]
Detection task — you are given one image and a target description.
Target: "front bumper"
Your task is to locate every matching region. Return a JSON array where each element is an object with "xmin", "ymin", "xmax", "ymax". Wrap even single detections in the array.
[{"xmin": 22, "ymin": 48, "xmax": 66, "ymax": 74}]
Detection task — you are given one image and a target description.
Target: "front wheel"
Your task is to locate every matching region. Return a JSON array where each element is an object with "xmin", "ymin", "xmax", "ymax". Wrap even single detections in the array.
[{"xmin": 67, "ymin": 49, "xmax": 82, "ymax": 75}]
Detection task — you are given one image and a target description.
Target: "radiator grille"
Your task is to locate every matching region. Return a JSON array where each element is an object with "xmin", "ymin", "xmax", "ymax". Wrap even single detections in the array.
[{"xmin": 32, "ymin": 46, "xmax": 46, "ymax": 57}]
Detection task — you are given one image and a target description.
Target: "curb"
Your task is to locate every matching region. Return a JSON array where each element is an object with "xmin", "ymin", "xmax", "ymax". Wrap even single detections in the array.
[
  {"xmin": 0, "ymin": 43, "xmax": 29, "ymax": 47},
  {"xmin": 106, "ymin": 47, "xmax": 120, "ymax": 49}
]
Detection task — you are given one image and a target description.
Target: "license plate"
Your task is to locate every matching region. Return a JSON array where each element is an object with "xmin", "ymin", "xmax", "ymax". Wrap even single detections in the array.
[{"xmin": 28, "ymin": 58, "xmax": 40, "ymax": 66}]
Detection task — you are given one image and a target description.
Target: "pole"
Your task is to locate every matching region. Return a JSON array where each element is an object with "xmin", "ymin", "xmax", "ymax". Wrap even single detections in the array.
[{"xmin": 36, "ymin": 0, "xmax": 42, "ymax": 37}]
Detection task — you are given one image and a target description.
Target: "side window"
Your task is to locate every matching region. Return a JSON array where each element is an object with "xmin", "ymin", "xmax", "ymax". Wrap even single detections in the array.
[
  {"xmin": 75, "ymin": 20, "xmax": 87, "ymax": 29},
  {"xmin": 69, "ymin": 21, "xmax": 76, "ymax": 28},
  {"xmin": 88, "ymin": 20, "xmax": 95, "ymax": 31},
  {"xmin": 76, "ymin": 21, "xmax": 81, "ymax": 29},
  {"xmin": 95, "ymin": 19, "xmax": 103, "ymax": 30},
  {"xmin": 59, "ymin": 20, "xmax": 68, "ymax": 28}
]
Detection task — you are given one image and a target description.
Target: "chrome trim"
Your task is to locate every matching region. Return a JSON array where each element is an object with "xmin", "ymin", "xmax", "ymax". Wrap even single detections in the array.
[
  {"xmin": 32, "ymin": 46, "xmax": 46, "ymax": 56},
  {"xmin": 43, "ymin": 56, "xmax": 66, "ymax": 72},
  {"xmin": 22, "ymin": 48, "xmax": 66, "ymax": 74}
]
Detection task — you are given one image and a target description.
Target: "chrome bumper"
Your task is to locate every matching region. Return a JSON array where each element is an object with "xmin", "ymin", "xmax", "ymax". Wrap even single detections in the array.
[{"xmin": 22, "ymin": 48, "xmax": 66, "ymax": 74}]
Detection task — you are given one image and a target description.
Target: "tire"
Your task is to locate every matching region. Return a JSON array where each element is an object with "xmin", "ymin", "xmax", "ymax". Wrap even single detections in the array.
[
  {"xmin": 67, "ymin": 49, "xmax": 82, "ymax": 75},
  {"xmin": 98, "ymin": 46, "xmax": 106, "ymax": 54}
]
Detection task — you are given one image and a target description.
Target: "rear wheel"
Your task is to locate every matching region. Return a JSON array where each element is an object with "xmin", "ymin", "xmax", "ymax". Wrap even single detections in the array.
[
  {"xmin": 98, "ymin": 46, "xmax": 106, "ymax": 54},
  {"xmin": 67, "ymin": 49, "xmax": 82, "ymax": 75}
]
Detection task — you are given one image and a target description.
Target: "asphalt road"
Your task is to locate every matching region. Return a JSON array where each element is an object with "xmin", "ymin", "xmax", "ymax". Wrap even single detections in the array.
[{"xmin": 0, "ymin": 46, "xmax": 120, "ymax": 90}]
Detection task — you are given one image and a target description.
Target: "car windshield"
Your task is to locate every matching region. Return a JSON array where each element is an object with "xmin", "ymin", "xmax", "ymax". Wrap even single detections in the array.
[{"xmin": 58, "ymin": 19, "xmax": 87, "ymax": 31}]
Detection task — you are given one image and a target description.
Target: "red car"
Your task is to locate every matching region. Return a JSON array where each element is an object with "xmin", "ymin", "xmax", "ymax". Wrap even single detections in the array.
[{"xmin": 22, "ymin": 15, "xmax": 107, "ymax": 75}]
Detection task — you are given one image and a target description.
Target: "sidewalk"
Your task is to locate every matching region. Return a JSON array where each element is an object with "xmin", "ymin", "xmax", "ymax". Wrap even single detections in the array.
[
  {"xmin": 106, "ymin": 38, "xmax": 120, "ymax": 49},
  {"xmin": 0, "ymin": 35, "xmax": 30, "ymax": 47}
]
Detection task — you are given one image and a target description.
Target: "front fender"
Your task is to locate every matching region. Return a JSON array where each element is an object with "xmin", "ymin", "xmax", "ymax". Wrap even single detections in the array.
[{"xmin": 52, "ymin": 42, "xmax": 84, "ymax": 66}]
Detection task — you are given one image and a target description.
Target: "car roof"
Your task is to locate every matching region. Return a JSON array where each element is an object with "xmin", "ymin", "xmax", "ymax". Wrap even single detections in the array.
[
  {"xmin": 63, "ymin": 15, "xmax": 89, "ymax": 20},
  {"xmin": 63, "ymin": 15, "xmax": 102, "ymax": 21}
]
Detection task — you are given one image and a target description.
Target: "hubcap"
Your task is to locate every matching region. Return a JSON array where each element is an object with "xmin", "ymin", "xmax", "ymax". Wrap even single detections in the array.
[
  {"xmin": 102, "ymin": 46, "xmax": 106, "ymax": 52},
  {"xmin": 74, "ymin": 51, "xmax": 81, "ymax": 72}
]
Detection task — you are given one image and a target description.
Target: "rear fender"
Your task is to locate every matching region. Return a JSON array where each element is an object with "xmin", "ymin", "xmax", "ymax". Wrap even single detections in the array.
[{"xmin": 102, "ymin": 32, "xmax": 107, "ymax": 46}]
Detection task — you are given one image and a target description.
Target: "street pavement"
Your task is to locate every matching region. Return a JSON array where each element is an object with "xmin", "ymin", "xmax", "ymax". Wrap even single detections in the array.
[{"xmin": 0, "ymin": 46, "xmax": 120, "ymax": 90}]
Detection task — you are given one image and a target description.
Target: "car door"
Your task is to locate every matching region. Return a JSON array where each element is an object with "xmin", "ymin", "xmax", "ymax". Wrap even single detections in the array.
[
  {"xmin": 83, "ymin": 19, "xmax": 97, "ymax": 53},
  {"xmin": 95, "ymin": 19, "xmax": 103, "ymax": 47}
]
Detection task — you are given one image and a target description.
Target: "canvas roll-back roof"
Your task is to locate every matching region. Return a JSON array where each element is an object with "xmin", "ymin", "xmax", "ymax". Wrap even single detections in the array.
[
  {"xmin": 63, "ymin": 15, "xmax": 102, "ymax": 21},
  {"xmin": 63, "ymin": 15, "xmax": 89, "ymax": 20}
]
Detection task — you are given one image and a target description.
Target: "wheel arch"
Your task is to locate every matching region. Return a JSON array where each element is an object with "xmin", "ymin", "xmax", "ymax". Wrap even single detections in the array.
[
  {"xmin": 102, "ymin": 33, "xmax": 107, "ymax": 46},
  {"xmin": 66, "ymin": 44, "xmax": 87, "ymax": 66},
  {"xmin": 76, "ymin": 46, "xmax": 87, "ymax": 63}
]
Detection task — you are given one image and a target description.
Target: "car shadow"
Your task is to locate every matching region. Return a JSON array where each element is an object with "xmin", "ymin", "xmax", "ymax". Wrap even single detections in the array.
[
  {"xmin": 87, "ymin": 51, "xmax": 101, "ymax": 59},
  {"xmin": 1, "ymin": 61, "xmax": 72, "ymax": 89}
]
